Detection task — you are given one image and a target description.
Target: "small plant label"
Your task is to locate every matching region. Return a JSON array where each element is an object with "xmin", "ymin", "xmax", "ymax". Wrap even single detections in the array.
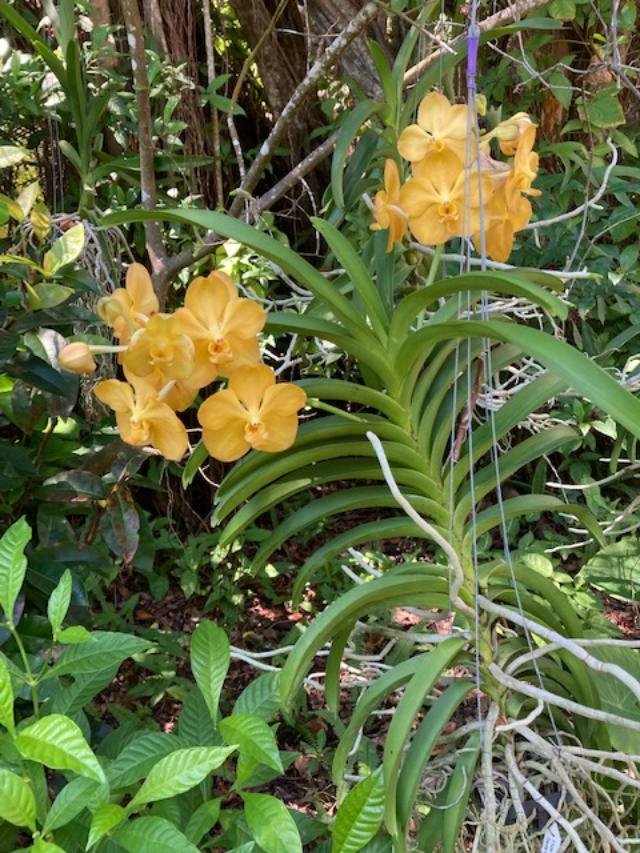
[{"xmin": 541, "ymin": 822, "xmax": 561, "ymax": 853}]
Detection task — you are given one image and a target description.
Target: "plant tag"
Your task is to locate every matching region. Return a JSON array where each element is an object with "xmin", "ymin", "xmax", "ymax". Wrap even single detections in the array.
[{"xmin": 541, "ymin": 822, "xmax": 561, "ymax": 853}]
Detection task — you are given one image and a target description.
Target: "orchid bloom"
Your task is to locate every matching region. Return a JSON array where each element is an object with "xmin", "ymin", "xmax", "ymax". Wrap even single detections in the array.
[
  {"xmin": 97, "ymin": 263, "xmax": 159, "ymax": 343},
  {"xmin": 95, "ymin": 373, "xmax": 188, "ymax": 461},
  {"xmin": 370, "ymin": 160, "xmax": 408, "ymax": 252},
  {"xmin": 121, "ymin": 314, "xmax": 196, "ymax": 382},
  {"xmin": 176, "ymin": 271, "xmax": 266, "ymax": 387},
  {"xmin": 397, "ymin": 92, "xmax": 471, "ymax": 163},
  {"xmin": 477, "ymin": 178, "xmax": 532, "ymax": 263},
  {"xmin": 399, "ymin": 150, "xmax": 494, "ymax": 245},
  {"xmin": 511, "ymin": 124, "xmax": 541, "ymax": 197},
  {"xmin": 498, "ymin": 113, "xmax": 534, "ymax": 156},
  {"xmin": 197, "ymin": 364, "xmax": 306, "ymax": 462}
]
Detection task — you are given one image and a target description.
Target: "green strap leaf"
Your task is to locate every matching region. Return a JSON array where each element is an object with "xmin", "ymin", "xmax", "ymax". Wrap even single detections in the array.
[
  {"xmin": 332, "ymin": 768, "xmax": 385, "ymax": 853},
  {"xmin": 0, "ymin": 516, "xmax": 30, "ymax": 624},
  {"xmin": 282, "ymin": 575, "xmax": 457, "ymax": 712},
  {"xmin": 395, "ymin": 681, "xmax": 473, "ymax": 835},
  {"xmin": 312, "ymin": 217, "xmax": 389, "ymax": 342},
  {"xmin": 242, "ymin": 792, "xmax": 303, "ymax": 853},
  {"xmin": 331, "ymin": 100, "xmax": 383, "ymax": 208},
  {"xmin": 128, "ymin": 746, "xmax": 235, "ymax": 810},
  {"xmin": 400, "ymin": 319, "xmax": 640, "ymax": 442},
  {"xmin": 0, "ymin": 767, "xmax": 36, "ymax": 831},
  {"xmin": 15, "ymin": 714, "xmax": 106, "ymax": 784},
  {"xmin": 100, "ymin": 208, "xmax": 371, "ymax": 336},
  {"xmin": 190, "ymin": 621, "xmax": 230, "ymax": 726}
]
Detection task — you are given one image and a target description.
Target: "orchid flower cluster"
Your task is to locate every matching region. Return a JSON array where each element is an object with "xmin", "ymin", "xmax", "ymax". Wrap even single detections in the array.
[
  {"xmin": 58, "ymin": 265, "xmax": 306, "ymax": 463},
  {"xmin": 371, "ymin": 91, "xmax": 540, "ymax": 262}
]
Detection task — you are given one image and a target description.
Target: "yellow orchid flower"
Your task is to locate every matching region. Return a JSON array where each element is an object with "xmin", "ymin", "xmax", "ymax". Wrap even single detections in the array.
[
  {"xmin": 95, "ymin": 373, "xmax": 188, "ymax": 461},
  {"xmin": 120, "ymin": 314, "xmax": 195, "ymax": 382},
  {"xmin": 511, "ymin": 124, "xmax": 541, "ymax": 197},
  {"xmin": 197, "ymin": 364, "xmax": 306, "ymax": 462},
  {"xmin": 477, "ymin": 178, "xmax": 532, "ymax": 263},
  {"xmin": 397, "ymin": 92, "xmax": 471, "ymax": 163},
  {"xmin": 97, "ymin": 263, "xmax": 159, "ymax": 343},
  {"xmin": 399, "ymin": 150, "xmax": 494, "ymax": 245},
  {"xmin": 370, "ymin": 160, "xmax": 408, "ymax": 252},
  {"xmin": 498, "ymin": 112, "xmax": 534, "ymax": 156},
  {"xmin": 128, "ymin": 366, "xmax": 200, "ymax": 413},
  {"xmin": 176, "ymin": 271, "xmax": 266, "ymax": 387}
]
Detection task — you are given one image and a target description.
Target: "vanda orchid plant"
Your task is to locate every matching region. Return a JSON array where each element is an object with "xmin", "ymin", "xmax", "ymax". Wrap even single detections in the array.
[{"xmin": 97, "ymin": 87, "xmax": 640, "ymax": 850}]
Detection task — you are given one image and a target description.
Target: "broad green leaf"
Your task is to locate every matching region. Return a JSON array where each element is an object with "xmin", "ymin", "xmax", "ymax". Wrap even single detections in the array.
[
  {"xmin": 582, "ymin": 87, "xmax": 626, "ymax": 128},
  {"xmin": 0, "ymin": 655, "xmax": 15, "ymax": 735},
  {"xmin": 184, "ymin": 798, "xmax": 221, "ymax": 844},
  {"xmin": 243, "ymin": 792, "xmax": 302, "ymax": 853},
  {"xmin": 31, "ymin": 202, "xmax": 52, "ymax": 240},
  {"xmin": 190, "ymin": 621, "xmax": 229, "ymax": 725},
  {"xmin": 577, "ymin": 538, "xmax": 640, "ymax": 603},
  {"xmin": 47, "ymin": 568, "xmax": 72, "ymax": 637},
  {"xmin": 233, "ymin": 672, "xmax": 281, "ymax": 721},
  {"xmin": 43, "ymin": 776, "xmax": 104, "ymax": 833},
  {"xmin": 107, "ymin": 732, "xmax": 183, "ymax": 789},
  {"xmin": 43, "ymin": 223, "xmax": 85, "ymax": 274},
  {"xmin": 219, "ymin": 714, "xmax": 283, "ymax": 772},
  {"xmin": 332, "ymin": 768, "xmax": 384, "ymax": 853},
  {"xmin": 44, "ymin": 631, "xmax": 152, "ymax": 679},
  {"xmin": 16, "ymin": 180, "xmax": 39, "ymax": 218},
  {"xmin": 31, "ymin": 841, "xmax": 66, "ymax": 853},
  {"xmin": 0, "ymin": 145, "xmax": 32, "ymax": 168},
  {"xmin": 178, "ymin": 686, "xmax": 217, "ymax": 746},
  {"xmin": 128, "ymin": 746, "xmax": 235, "ymax": 809},
  {"xmin": 590, "ymin": 646, "xmax": 640, "ymax": 754},
  {"xmin": 28, "ymin": 282, "xmax": 74, "ymax": 310},
  {"xmin": 0, "ymin": 516, "xmax": 30, "ymax": 624},
  {"xmin": 50, "ymin": 665, "xmax": 120, "ymax": 716},
  {"xmin": 57, "ymin": 625, "xmax": 93, "ymax": 644},
  {"xmin": 0, "ymin": 767, "xmax": 36, "ymax": 830},
  {"xmin": 15, "ymin": 714, "xmax": 106, "ymax": 784},
  {"xmin": 0, "ymin": 192, "xmax": 24, "ymax": 220},
  {"xmin": 114, "ymin": 816, "xmax": 199, "ymax": 853},
  {"xmin": 87, "ymin": 803, "xmax": 127, "ymax": 849}
]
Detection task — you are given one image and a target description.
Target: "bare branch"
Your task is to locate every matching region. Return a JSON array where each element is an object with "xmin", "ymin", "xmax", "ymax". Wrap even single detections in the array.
[
  {"xmin": 227, "ymin": 1, "xmax": 380, "ymax": 218},
  {"xmin": 120, "ymin": 0, "xmax": 168, "ymax": 289},
  {"xmin": 404, "ymin": 0, "xmax": 555, "ymax": 85}
]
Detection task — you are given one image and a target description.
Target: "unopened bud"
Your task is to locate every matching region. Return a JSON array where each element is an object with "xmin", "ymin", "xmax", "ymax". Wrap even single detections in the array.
[
  {"xmin": 475, "ymin": 94, "xmax": 487, "ymax": 116},
  {"xmin": 97, "ymin": 295, "xmax": 126, "ymax": 326},
  {"xmin": 58, "ymin": 342, "xmax": 96, "ymax": 374}
]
